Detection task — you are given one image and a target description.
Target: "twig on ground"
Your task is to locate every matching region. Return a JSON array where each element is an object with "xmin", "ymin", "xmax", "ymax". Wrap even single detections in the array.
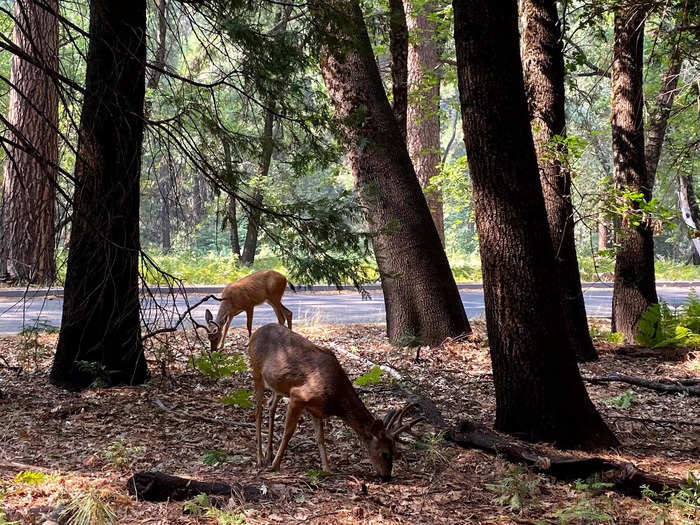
[{"xmin": 583, "ymin": 372, "xmax": 700, "ymax": 396}]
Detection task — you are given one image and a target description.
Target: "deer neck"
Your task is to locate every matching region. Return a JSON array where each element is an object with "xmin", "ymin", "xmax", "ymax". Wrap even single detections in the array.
[{"xmin": 340, "ymin": 389, "xmax": 376, "ymax": 443}]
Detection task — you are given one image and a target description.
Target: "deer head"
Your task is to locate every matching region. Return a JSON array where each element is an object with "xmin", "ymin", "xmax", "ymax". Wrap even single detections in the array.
[
  {"xmin": 367, "ymin": 403, "xmax": 424, "ymax": 481},
  {"xmin": 203, "ymin": 309, "xmax": 221, "ymax": 351}
]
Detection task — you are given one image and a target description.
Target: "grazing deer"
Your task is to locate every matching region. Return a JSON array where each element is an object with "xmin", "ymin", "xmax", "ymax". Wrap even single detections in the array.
[
  {"xmin": 249, "ymin": 323, "xmax": 422, "ymax": 480},
  {"xmin": 202, "ymin": 270, "xmax": 293, "ymax": 349}
]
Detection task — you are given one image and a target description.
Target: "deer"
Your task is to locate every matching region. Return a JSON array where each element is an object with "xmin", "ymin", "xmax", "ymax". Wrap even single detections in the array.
[
  {"xmin": 248, "ymin": 323, "xmax": 422, "ymax": 481},
  {"xmin": 201, "ymin": 270, "xmax": 294, "ymax": 350}
]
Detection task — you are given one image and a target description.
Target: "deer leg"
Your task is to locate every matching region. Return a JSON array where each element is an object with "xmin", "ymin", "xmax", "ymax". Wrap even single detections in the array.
[
  {"xmin": 270, "ymin": 398, "xmax": 303, "ymax": 471},
  {"xmin": 253, "ymin": 376, "xmax": 265, "ymax": 467},
  {"xmin": 266, "ymin": 392, "xmax": 281, "ymax": 464},
  {"xmin": 218, "ymin": 316, "xmax": 231, "ymax": 350},
  {"xmin": 267, "ymin": 299, "xmax": 286, "ymax": 326},
  {"xmin": 282, "ymin": 304, "xmax": 293, "ymax": 330},
  {"xmin": 312, "ymin": 416, "xmax": 331, "ymax": 472},
  {"xmin": 245, "ymin": 308, "xmax": 254, "ymax": 337}
]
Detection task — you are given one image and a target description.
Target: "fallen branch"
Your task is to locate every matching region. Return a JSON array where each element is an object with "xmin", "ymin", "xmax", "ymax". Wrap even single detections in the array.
[
  {"xmin": 610, "ymin": 415, "xmax": 700, "ymax": 428},
  {"xmin": 583, "ymin": 373, "xmax": 700, "ymax": 396},
  {"xmin": 142, "ymin": 294, "xmax": 221, "ymax": 340},
  {"xmin": 326, "ymin": 342, "xmax": 403, "ymax": 380},
  {"xmin": 126, "ymin": 471, "xmax": 271, "ymax": 502},
  {"xmin": 446, "ymin": 419, "xmax": 685, "ymax": 496}
]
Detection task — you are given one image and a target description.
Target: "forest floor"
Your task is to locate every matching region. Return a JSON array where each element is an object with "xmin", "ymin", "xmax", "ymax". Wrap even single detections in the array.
[{"xmin": 0, "ymin": 321, "xmax": 698, "ymax": 524}]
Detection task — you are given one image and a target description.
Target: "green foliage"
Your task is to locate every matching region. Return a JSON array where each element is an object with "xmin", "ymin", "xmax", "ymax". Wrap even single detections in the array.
[
  {"xmin": 589, "ymin": 324, "xmax": 625, "ymax": 344},
  {"xmin": 414, "ymin": 433, "xmax": 449, "ymax": 467},
  {"xmin": 13, "ymin": 470, "xmax": 47, "ymax": 485},
  {"xmin": 353, "ymin": 365, "xmax": 385, "ymax": 386},
  {"xmin": 201, "ymin": 449, "xmax": 230, "ymax": 467},
  {"xmin": 641, "ymin": 473, "xmax": 700, "ymax": 524},
  {"xmin": 183, "ymin": 493, "xmax": 246, "ymax": 524},
  {"xmin": 75, "ymin": 361, "xmax": 113, "ymax": 388},
  {"xmin": 573, "ymin": 474, "xmax": 615, "ymax": 496},
  {"xmin": 604, "ymin": 389, "xmax": 636, "ymax": 410},
  {"xmin": 101, "ymin": 439, "xmax": 144, "ymax": 470},
  {"xmin": 305, "ymin": 469, "xmax": 331, "ymax": 484},
  {"xmin": 486, "ymin": 466, "xmax": 542, "ymax": 512},
  {"xmin": 220, "ymin": 388, "xmax": 254, "ymax": 409},
  {"xmin": 635, "ymin": 292, "xmax": 700, "ymax": 349},
  {"xmin": 60, "ymin": 490, "xmax": 117, "ymax": 525},
  {"xmin": 555, "ymin": 498, "xmax": 612, "ymax": 524},
  {"xmin": 190, "ymin": 352, "xmax": 248, "ymax": 379}
]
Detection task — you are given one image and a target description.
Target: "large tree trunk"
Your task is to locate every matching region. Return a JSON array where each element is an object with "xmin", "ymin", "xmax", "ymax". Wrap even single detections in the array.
[
  {"xmin": 521, "ymin": 0, "xmax": 597, "ymax": 361},
  {"xmin": 388, "ymin": 0, "xmax": 408, "ymax": 140},
  {"xmin": 453, "ymin": 0, "xmax": 617, "ymax": 449},
  {"xmin": 240, "ymin": 106, "xmax": 275, "ymax": 266},
  {"xmin": 404, "ymin": 0, "xmax": 445, "ymax": 246},
  {"xmin": 0, "ymin": 0, "xmax": 58, "ymax": 285},
  {"xmin": 50, "ymin": 0, "xmax": 149, "ymax": 390},
  {"xmin": 310, "ymin": 0, "xmax": 470, "ymax": 346},
  {"xmin": 610, "ymin": 4, "xmax": 658, "ymax": 341}
]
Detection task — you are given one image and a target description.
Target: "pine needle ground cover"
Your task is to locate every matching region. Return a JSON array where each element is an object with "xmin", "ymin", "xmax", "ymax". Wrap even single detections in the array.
[{"xmin": 0, "ymin": 322, "xmax": 698, "ymax": 524}]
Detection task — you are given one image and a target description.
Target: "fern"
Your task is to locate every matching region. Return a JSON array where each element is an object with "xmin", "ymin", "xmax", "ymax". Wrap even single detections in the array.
[{"xmin": 353, "ymin": 365, "xmax": 385, "ymax": 386}]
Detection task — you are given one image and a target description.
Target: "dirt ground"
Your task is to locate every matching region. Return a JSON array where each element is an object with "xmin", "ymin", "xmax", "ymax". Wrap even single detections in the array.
[{"xmin": 0, "ymin": 321, "xmax": 698, "ymax": 524}]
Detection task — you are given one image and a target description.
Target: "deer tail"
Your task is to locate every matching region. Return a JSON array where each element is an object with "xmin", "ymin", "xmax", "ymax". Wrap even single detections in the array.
[{"xmin": 288, "ymin": 282, "xmax": 297, "ymax": 293}]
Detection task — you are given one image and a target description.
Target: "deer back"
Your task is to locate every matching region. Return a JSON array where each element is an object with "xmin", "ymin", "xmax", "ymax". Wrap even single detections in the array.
[{"xmin": 222, "ymin": 270, "xmax": 286, "ymax": 310}]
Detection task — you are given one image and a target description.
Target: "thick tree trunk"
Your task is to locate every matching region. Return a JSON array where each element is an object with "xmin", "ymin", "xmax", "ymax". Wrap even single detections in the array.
[
  {"xmin": 0, "ymin": 0, "xmax": 58, "ymax": 284},
  {"xmin": 50, "ymin": 0, "xmax": 149, "ymax": 390},
  {"xmin": 388, "ymin": 0, "xmax": 408, "ymax": 140},
  {"xmin": 240, "ymin": 106, "xmax": 275, "ymax": 266},
  {"xmin": 610, "ymin": 4, "xmax": 658, "ymax": 341},
  {"xmin": 310, "ymin": 0, "xmax": 470, "ymax": 346},
  {"xmin": 453, "ymin": 0, "xmax": 617, "ymax": 449},
  {"xmin": 404, "ymin": 0, "xmax": 445, "ymax": 246},
  {"xmin": 522, "ymin": 0, "xmax": 596, "ymax": 361}
]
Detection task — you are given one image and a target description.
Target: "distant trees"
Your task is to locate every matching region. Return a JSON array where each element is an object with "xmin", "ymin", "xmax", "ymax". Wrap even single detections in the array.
[
  {"xmin": 0, "ymin": 0, "xmax": 58, "ymax": 284},
  {"xmin": 51, "ymin": 0, "xmax": 149, "ymax": 389},
  {"xmin": 310, "ymin": 0, "xmax": 471, "ymax": 346},
  {"xmin": 521, "ymin": 0, "xmax": 597, "ymax": 361},
  {"xmin": 610, "ymin": 2, "xmax": 658, "ymax": 341},
  {"xmin": 453, "ymin": 0, "xmax": 617, "ymax": 449}
]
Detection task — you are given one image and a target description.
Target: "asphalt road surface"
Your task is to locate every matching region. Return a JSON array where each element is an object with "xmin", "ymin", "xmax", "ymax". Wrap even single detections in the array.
[{"xmin": 0, "ymin": 284, "xmax": 696, "ymax": 335}]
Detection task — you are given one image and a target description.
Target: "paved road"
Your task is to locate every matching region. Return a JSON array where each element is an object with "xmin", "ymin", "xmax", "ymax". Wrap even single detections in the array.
[{"xmin": 0, "ymin": 284, "xmax": 696, "ymax": 335}]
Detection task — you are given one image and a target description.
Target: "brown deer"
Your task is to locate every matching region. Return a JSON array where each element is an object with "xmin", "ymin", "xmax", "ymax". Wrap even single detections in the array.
[
  {"xmin": 249, "ymin": 323, "xmax": 422, "ymax": 481},
  {"xmin": 202, "ymin": 270, "xmax": 293, "ymax": 350}
]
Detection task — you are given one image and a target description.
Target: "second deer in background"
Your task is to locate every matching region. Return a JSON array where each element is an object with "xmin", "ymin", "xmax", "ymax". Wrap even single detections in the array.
[{"xmin": 202, "ymin": 270, "xmax": 293, "ymax": 350}]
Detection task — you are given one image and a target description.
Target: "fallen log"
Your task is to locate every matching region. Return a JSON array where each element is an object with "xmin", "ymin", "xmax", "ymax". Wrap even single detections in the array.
[
  {"xmin": 614, "ymin": 346, "xmax": 689, "ymax": 361},
  {"xmin": 583, "ymin": 373, "xmax": 700, "ymax": 396},
  {"xmin": 126, "ymin": 471, "xmax": 271, "ymax": 502},
  {"xmin": 446, "ymin": 420, "xmax": 684, "ymax": 496}
]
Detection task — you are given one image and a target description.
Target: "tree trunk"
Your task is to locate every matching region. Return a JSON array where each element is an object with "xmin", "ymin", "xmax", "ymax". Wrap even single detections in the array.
[
  {"xmin": 404, "ymin": 0, "xmax": 445, "ymax": 246},
  {"xmin": 50, "ymin": 0, "xmax": 149, "ymax": 390},
  {"xmin": 521, "ymin": 0, "xmax": 597, "ymax": 361},
  {"xmin": 598, "ymin": 214, "xmax": 609, "ymax": 251},
  {"xmin": 157, "ymin": 163, "xmax": 171, "ymax": 254},
  {"xmin": 610, "ymin": 4, "xmax": 658, "ymax": 341},
  {"xmin": 240, "ymin": 105, "xmax": 275, "ymax": 266},
  {"xmin": 453, "ymin": 0, "xmax": 617, "ymax": 449},
  {"xmin": 0, "ymin": 0, "xmax": 58, "ymax": 285},
  {"xmin": 678, "ymin": 174, "xmax": 700, "ymax": 262},
  {"xmin": 192, "ymin": 176, "xmax": 205, "ymax": 225},
  {"xmin": 228, "ymin": 196, "xmax": 241, "ymax": 257},
  {"xmin": 388, "ymin": 0, "xmax": 408, "ymax": 140},
  {"xmin": 310, "ymin": 0, "xmax": 470, "ymax": 346}
]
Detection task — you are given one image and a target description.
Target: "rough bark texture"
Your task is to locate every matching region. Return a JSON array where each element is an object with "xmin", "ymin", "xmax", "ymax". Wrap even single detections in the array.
[
  {"xmin": 126, "ymin": 471, "xmax": 271, "ymax": 502},
  {"xmin": 453, "ymin": 0, "xmax": 617, "ymax": 449},
  {"xmin": 50, "ymin": 0, "xmax": 149, "ymax": 390},
  {"xmin": 404, "ymin": 0, "xmax": 445, "ymax": 245},
  {"xmin": 522, "ymin": 0, "xmax": 596, "ymax": 361},
  {"xmin": 0, "ymin": 0, "xmax": 58, "ymax": 284},
  {"xmin": 611, "ymin": 4, "xmax": 658, "ymax": 341},
  {"xmin": 240, "ymin": 107, "xmax": 274, "ymax": 266},
  {"xmin": 310, "ymin": 0, "xmax": 470, "ymax": 346},
  {"xmin": 388, "ymin": 0, "xmax": 408, "ymax": 140}
]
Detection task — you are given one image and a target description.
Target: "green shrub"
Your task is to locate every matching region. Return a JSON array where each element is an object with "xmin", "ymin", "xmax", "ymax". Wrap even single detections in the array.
[
  {"xmin": 13, "ymin": 470, "xmax": 47, "ymax": 485},
  {"xmin": 486, "ymin": 466, "xmax": 542, "ymax": 512},
  {"xmin": 635, "ymin": 291, "xmax": 700, "ymax": 349},
  {"xmin": 220, "ymin": 388, "xmax": 253, "ymax": 408},
  {"xmin": 190, "ymin": 351, "xmax": 247, "ymax": 379},
  {"xmin": 604, "ymin": 389, "xmax": 636, "ymax": 409},
  {"xmin": 555, "ymin": 498, "xmax": 612, "ymax": 524},
  {"xmin": 353, "ymin": 365, "xmax": 385, "ymax": 386},
  {"xmin": 60, "ymin": 490, "xmax": 117, "ymax": 525}
]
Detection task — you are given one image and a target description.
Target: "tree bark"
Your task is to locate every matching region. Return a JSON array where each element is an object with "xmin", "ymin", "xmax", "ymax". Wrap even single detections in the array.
[
  {"xmin": 0, "ymin": 0, "xmax": 58, "ymax": 284},
  {"xmin": 157, "ymin": 163, "xmax": 171, "ymax": 254},
  {"xmin": 610, "ymin": 4, "xmax": 658, "ymax": 341},
  {"xmin": 598, "ymin": 214, "xmax": 609, "ymax": 251},
  {"xmin": 309, "ymin": 0, "xmax": 470, "ymax": 346},
  {"xmin": 228, "ymin": 197, "xmax": 240, "ymax": 257},
  {"xmin": 521, "ymin": 0, "xmax": 596, "ymax": 361},
  {"xmin": 240, "ymin": 106, "xmax": 275, "ymax": 266},
  {"xmin": 388, "ymin": 0, "xmax": 408, "ymax": 141},
  {"xmin": 453, "ymin": 0, "xmax": 617, "ymax": 449},
  {"xmin": 678, "ymin": 174, "xmax": 700, "ymax": 262},
  {"xmin": 50, "ymin": 0, "xmax": 149, "ymax": 390},
  {"xmin": 404, "ymin": 0, "xmax": 445, "ymax": 246}
]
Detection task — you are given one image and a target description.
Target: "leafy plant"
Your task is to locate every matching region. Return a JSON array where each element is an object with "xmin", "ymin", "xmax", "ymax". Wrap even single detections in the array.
[
  {"xmin": 485, "ymin": 466, "xmax": 542, "ymax": 512},
  {"xmin": 60, "ymin": 490, "xmax": 117, "ymax": 525},
  {"xmin": 201, "ymin": 449, "xmax": 230, "ymax": 466},
  {"xmin": 589, "ymin": 324, "xmax": 625, "ymax": 344},
  {"xmin": 353, "ymin": 365, "xmax": 385, "ymax": 386},
  {"xmin": 190, "ymin": 351, "xmax": 247, "ymax": 379},
  {"xmin": 101, "ymin": 439, "xmax": 144, "ymax": 470},
  {"xmin": 220, "ymin": 388, "xmax": 253, "ymax": 408},
  {"xmin": 635, "ymin": 292, "xmax": 700, "ymax": 349},
  {"xmin": 555, "ymin": 498, "xmax": 612, "ymax": 524},
  {"xmin": 183, "ymin": 493, "xmax": 246, "ymax": 524},
  {"xmin": 641, "ymin": 473, "xmax": 700, "ymax": 524},
  {"xmin": 305, "ymin": 469, "xmax": 331, "ymax": 484},
  {"xmin": 414, "ymin": 433, "xmax": 449, "ymax": 468},
  {"xmin": 13, "ymin": 470, "xmax": 47, "ymax": 485},
  {"xmin": 573, "ymin": 474, "xmax": 615, "ymax": 496},
  {"xmin": 604, "ymin": 389, "xmax": 636, "ymax": 409}
]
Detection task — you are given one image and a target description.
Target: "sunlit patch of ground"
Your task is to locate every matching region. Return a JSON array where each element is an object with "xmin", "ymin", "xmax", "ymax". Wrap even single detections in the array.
[{"xmin": 0, "ymin": 322, "xmax": 698, "ymax": 524}]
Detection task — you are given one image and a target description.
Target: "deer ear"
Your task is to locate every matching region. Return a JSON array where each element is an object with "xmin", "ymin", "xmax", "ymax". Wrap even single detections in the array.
[
  {"xmin": 371, "ymin": 418, "xmax": 385, "ymax": 434},
  {"xmin": 205, "ymin": 309, "xmax": 213, "ymax": 323}
]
